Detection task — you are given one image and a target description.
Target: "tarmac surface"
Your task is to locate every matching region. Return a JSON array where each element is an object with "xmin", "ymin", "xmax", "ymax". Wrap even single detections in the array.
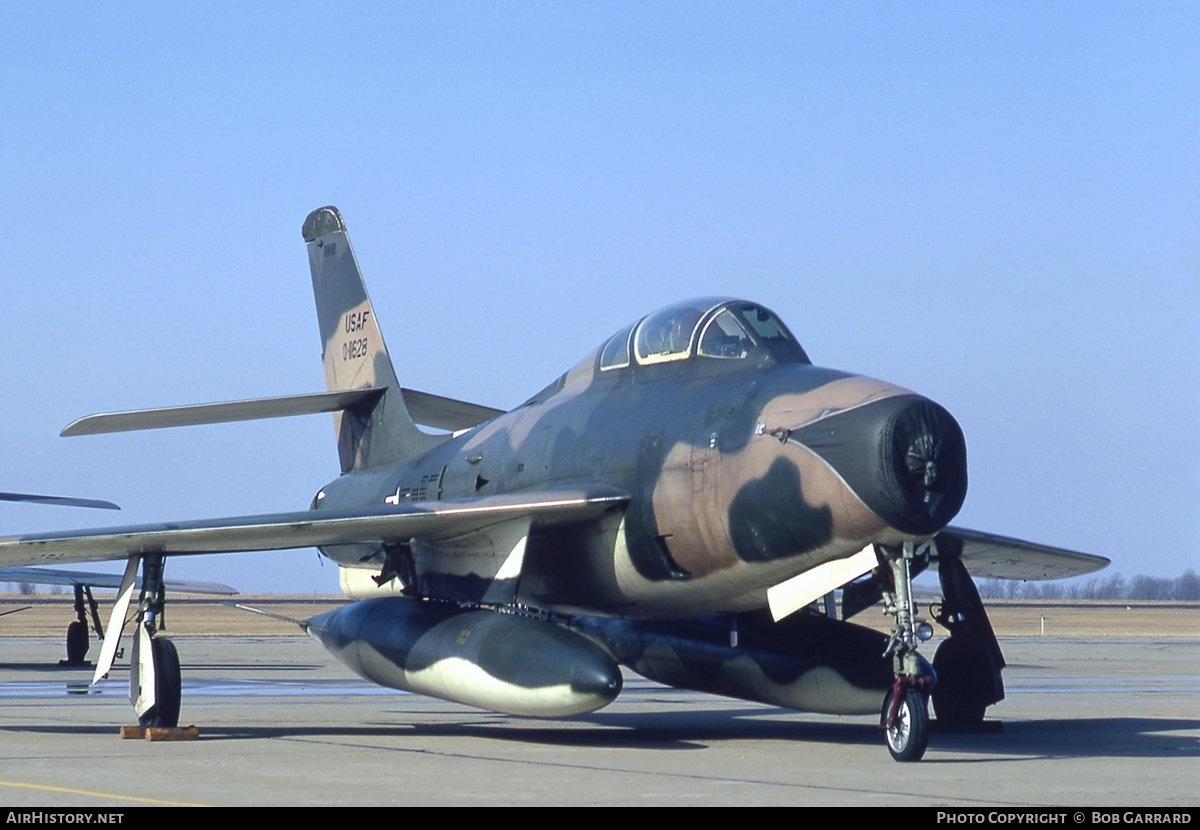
[{"xmin": 0, "ymin": 634, "xmax": 1197, "ymax": 806}]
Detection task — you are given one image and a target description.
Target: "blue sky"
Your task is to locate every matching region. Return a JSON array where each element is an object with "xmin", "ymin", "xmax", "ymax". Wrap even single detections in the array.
[{"xmin": 2, "ymin": 3, "xmax": 1197, "ymax": 593}]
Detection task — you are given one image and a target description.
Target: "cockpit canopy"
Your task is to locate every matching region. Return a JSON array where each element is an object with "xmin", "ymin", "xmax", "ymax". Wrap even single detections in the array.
[{"xmin": 599, "ymin": 298, "xmax": 809, "ymax": 371}]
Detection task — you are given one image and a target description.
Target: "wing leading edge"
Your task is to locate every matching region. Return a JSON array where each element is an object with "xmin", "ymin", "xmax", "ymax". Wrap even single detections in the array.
[
  {"xmin": 0, "ymin": 566, "xmax": 236, "ymax": 595},
  {"xmin": 0, "ymin": 487, "xmax": 628, "ymax": 568},
  {"xmin": 936, "ymin": 526, "xmax": 1110, "ymax": 580}
]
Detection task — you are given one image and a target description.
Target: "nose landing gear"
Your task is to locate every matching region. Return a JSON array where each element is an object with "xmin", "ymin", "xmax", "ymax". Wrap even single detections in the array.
[{"xmin": 878, "ymin": 540, "xmax": 935, "ymax": 762}]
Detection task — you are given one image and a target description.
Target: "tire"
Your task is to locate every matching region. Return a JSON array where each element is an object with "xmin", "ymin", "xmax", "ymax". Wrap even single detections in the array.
[
  {"xmin": 138, "ymin": 638, "xmax": 182, "ymax": 729},
  {"xmin": 882, "ymin": 689, "xmax": 929, "ymax": 762},
  {"xmin": 65, "ymin": 621, "xmax": 89, "ymax": 665}
]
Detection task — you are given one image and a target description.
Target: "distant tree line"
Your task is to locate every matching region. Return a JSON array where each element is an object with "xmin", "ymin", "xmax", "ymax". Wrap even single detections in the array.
[
  {"xmin": 978, "ymin": 569, "xmax": 1200, "ymax": 601},
  {"xmin": 8, "ymin": 582, "xmax": 65, "ymax": 596}
]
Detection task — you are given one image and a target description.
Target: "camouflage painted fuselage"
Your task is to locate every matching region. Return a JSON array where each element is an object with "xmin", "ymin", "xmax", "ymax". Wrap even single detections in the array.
[{"xmin": 313, "ymin": 320, "xmax": 967, "ymax": 619}]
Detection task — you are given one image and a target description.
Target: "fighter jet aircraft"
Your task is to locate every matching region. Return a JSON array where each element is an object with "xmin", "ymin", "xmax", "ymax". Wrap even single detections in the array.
[{"xmin": 0, "ymin": 207, "xmax": 1107, "ymax": 761}]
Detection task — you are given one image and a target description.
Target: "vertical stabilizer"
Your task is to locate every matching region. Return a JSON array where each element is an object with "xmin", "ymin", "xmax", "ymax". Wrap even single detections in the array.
[{"xmin": 302, "ymin": 206, "xmax": 440, "ymax": 472}]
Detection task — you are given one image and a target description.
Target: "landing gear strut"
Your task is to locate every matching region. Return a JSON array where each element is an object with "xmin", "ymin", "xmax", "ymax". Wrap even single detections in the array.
[
  {"xmin": 130, "ymin": 554, "xmax": 182, "ymax": 729},
  {"xmin": 878, "ymin": 541, "xmax": 935, "ymax": 762}
]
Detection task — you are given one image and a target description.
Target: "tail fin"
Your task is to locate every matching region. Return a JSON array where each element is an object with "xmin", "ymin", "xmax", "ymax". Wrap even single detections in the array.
[{"xmin": 302, "ymin": 206, "xmax": 439, "ymax": 472}]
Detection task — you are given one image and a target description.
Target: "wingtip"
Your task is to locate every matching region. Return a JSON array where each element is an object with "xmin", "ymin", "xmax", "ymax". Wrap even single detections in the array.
[
  {"xmin": 60, "ymin": 418, "xmax": 91, "ymax": 438},
  {"xmin": 0, "ymin": 491, "xmax": 120, "ymax": 511}
]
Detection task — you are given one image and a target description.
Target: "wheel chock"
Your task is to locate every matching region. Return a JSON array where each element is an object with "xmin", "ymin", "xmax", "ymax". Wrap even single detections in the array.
[
  {"xmin": 144, "ymin": 725, "xmax": 200, "ymax": 741},
  {"xmin": 118, "ymin": 725, "xmax": 200, "ymax": 741}
]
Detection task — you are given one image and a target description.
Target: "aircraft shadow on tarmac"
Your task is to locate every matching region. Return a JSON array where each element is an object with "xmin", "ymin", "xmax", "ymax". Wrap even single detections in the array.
[
  {"xmin": 0, "ymin": 662, "xmax": 97, "ymax": 673},
  {"xmin": 3, "ymin": 712, "xmax": 1195, "ymax": 760},
  {"xmin": 0, "ymin": 660, "xmax": 326, "ymax": 673}
]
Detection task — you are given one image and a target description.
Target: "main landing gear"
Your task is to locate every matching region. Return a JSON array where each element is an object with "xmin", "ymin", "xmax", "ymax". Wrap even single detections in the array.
[
  {"xmin": 89, "ymin": 554, "xmax": 184, "ymax": 730},
  {"xmin": 129, "ymin": 555, "xmax": 182, "ymax": 729},
  {"xmin": 61, "ymin": 584, "xmax": 106, "ymax": 666},
  {"xmin": 878, "ymin": 541, "xmax": 935, "ymax": 762}
]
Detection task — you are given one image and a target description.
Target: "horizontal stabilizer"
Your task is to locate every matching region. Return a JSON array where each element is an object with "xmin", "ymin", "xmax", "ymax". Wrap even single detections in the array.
[
  {"xmin": 0, "ymin": 491, "xmax": 119, "ymax": 510},
  {"xmin": 61, "ymin": 388, "xmax": 385, "ymax": 436},
  {"xmin": 0, "ymin": 487, "xmax": 628, "ymax": 567},
  {"xmin": 61, "ymin": 387, "xmax": 502, "ymax": 437},
  {"xmin": 0, "ymin": 566, "xmax": 236, "ymax": 594},
  {"xmin": 938, "ymin": 527, "xmax": 1110, "ymax": 580},
  {"xmin": 400, "ymin": 388, "xmax": 504, "ymax": 431}
]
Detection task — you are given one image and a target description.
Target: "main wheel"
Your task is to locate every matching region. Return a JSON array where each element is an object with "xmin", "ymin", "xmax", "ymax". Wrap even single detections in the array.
[
  {"xmin": 64, "ymin": 621, "xmax": 89, "ymax": 665},
  {"xmin": 882, "ymin": 689, "xmax": 929, "ymax": 762},
  {"xmin": 138, "ymin": 638, "xmax": 181, "ymax": 729}
]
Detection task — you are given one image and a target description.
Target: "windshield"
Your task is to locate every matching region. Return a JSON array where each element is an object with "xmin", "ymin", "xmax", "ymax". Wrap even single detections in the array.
[{"xmin": 727, "ymin": 302, "xmax": 809, "ymax": 363}]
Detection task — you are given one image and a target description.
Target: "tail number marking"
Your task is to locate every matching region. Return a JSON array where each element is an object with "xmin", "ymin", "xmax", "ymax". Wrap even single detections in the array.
[
  {"xmin": 343, "ymin": 337, "xmax": 369, "ymax": 361},
  {"xmin": 341, "ymin": 313, "xmax": 372, "ymax": 361}
]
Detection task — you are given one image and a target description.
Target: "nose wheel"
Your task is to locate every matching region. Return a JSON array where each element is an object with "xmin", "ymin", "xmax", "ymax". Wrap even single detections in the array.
[{"xmin": 881, "ymin": 684, "xmax": 930, "ymax": 762}]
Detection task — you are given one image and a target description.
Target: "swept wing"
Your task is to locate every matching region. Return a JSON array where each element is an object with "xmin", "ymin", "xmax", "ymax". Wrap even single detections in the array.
[
  {"xmin": 937, "ymin": 526, "xmax": 1109, "ymax": 580},
  {"xmin": 0, "ymin": 487, "xmax": 627, "ymax": 568}
]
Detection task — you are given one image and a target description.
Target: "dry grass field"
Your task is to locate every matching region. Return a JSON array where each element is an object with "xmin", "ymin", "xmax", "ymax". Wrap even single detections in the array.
[
  {"xmin": 2, "ymin": 593, "xmax": 1199, "ymax": 639},
  {"xmin": 0, "ymin": 594, "xmax": 341, "ymax": 638}
]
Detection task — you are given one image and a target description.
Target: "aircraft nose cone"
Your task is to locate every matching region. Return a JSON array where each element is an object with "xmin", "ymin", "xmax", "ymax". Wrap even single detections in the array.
[{"xmin": 791, "ymin": 394, "xmax": 967, "ymax": 536}]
